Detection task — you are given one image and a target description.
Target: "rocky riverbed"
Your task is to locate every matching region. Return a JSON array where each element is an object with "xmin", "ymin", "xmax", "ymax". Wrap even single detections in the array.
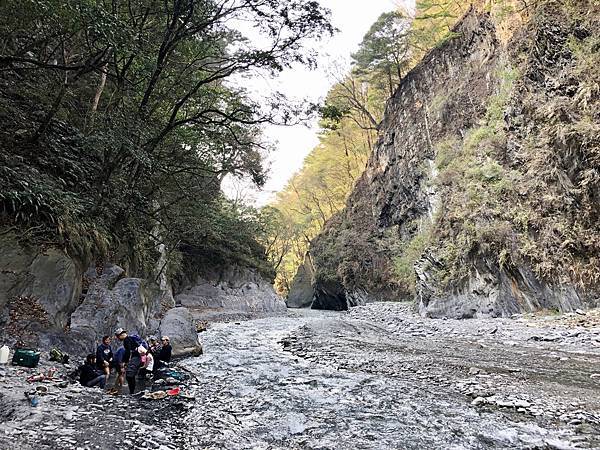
[{"xmin": 1, "ymin": 303, "xmax": 600, "ymax": 449}]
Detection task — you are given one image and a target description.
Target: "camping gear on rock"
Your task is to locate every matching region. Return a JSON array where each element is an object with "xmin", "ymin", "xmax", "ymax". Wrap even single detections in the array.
[
  {"xmin": 49, "ymin": 348, "xmax": 69, "ymax": 364},
  {"xmin": 12, "ymin": 348, "xmax": 40, "ymax": 368},
  {"xmin": 35, "ymin": 385, "xmax": 49, "ymax": 394},
  {"xmin": 0, "ymin": 345, "xmax": 9, "ymax": 364},
  {"xmin": 24, "ymin": 391, "xmax": 40, "ymax": 407},
  {"xmin": 156, "ymin": 368, "xmax": 189, "ymax": 381},
  {"xmin": 167, "ymin": 386, "xmax": 180, "ymax": 396},
  {"xmin": 143, "ymin": 390, "xmax": 168, "ymax": 400},
  {"xmin": 27, "ymin": 374, "xmax": 46, "ymax": 383}
]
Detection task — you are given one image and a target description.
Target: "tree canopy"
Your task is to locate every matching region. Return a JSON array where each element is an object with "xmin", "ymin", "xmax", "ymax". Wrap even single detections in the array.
[{"xmin": 0, "ymin": 0, "xmax": 334, "ymax": 278}]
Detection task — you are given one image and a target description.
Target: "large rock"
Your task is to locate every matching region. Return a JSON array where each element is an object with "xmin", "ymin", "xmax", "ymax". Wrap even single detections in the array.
[
  {"xmin": 69, "ymin": 264, "xmax": 168, "ymax": 351},
  {"xmin": 286, "ymin": 256, "xmax": 314, "ymax": 309},
  {"xmin": 416, "ymin": 254, "xmax": 586, "ymax": 319},
  {"xmin": 0, "ymin": 232, "xmax": 82, "ymax": 346},
  {"xmin": 175, "ymin": 265, "xmax": 286, "ymax": 320},
  {"xmin": 158, "ymin": 307, "xmax": 202, "ymax": 357}
]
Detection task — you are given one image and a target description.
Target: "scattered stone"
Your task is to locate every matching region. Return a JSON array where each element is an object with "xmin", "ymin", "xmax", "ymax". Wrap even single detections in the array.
[
  {"xmin": 468, "ymin": 367, "xmax": 481, "ymax": 375},
  {"xmin": 471, "ymin": 396, "xmax": 488, "ymax": 406},
  {"xmin": 513, "ymin": 399, "xmax": 531, "ymax": 408}
]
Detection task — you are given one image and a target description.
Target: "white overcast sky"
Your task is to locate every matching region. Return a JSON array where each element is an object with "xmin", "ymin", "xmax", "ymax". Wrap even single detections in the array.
[{"xmin": 224, "ymin": 0, "xmax": 414, "ymax": 206}]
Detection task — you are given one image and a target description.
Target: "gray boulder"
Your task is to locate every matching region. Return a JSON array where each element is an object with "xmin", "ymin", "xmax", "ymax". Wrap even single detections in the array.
[
  {"xmin": 416, "ymin": 253, "xmax": 591, "ymax": 319},
  {"xmin": 0, "ymin": 232, "xmax": 82, "ymax": 346},
  {"xmin": 286, "ymin": 256, "xmax": 314, "ymax": 309},
  {"xmin": 175, "ymin": 266, "xmax": 286, "ymax": 320},
  {"xmin": 158, "ymin": 307, "xmax": 202, "ymax": 357},
  {"xmin": 69, "ymin": 264, "xmax": 166, "ymax": 350}
]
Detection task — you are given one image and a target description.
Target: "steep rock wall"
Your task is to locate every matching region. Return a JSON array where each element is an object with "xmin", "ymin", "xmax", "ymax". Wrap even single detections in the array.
[
  {"xmin": 295, "ymin": 3, "xmax": 600, "ymax": 316},
  {"xmin": 286, "ymin": 255, "xmax": 314, "ymax": 309},
  {"xmin": 0, "ymin": 233, "xmax": 83, "ymax": 346},
  {"xmin": 175, "ymin": 265, "xmax": 286, "ymax": 321},
  {"xmin": 0, "ymin": 233, "xmax": 197, "ymax": 354},
  {"xmin": 68, "ymin": 264, "xmax": 175, "ymax": 352},
  {"xmin": 302, "ymin": 9, "xmax": 501, "ymax": 311}
]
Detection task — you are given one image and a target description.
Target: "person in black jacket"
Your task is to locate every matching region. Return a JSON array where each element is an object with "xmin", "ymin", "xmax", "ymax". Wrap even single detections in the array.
[
  {"xmin": 154, "ymin": 336, "xmax": 172, "ymax": 373},
  {"xmin": 95, "ymin": 335, "xmax": 113, "ymax": 377},
  {"xmin": 158, "ymin": 336, "xmax": 172, "ymax": 362},
  {"xmin": 79, "ymin": 354, "xmax": 106, "ymax": 388},
  {"xmin": 114, "ymin": 327, "xmax": 145, "ymax": 394}
]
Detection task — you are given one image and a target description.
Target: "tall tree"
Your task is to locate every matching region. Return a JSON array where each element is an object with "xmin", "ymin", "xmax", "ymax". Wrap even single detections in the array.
[
  {"xmin": 352, "ymin": 10, "xmax": 412, "ymax": 97},
  {"xmin": 0, "ymin": 0, "xmax": 334, "ymax": 274}
]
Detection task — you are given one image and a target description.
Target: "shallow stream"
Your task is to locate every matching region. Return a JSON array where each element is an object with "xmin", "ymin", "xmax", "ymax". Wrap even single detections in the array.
[{"xmin": 180, "ymin": 310, "xmax": 594, "ymax": 449}]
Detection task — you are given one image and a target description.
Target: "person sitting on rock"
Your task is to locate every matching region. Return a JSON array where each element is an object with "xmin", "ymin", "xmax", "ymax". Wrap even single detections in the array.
[
  {"xmin": 137, "ymin": 346, "xmax": 154, "ymax": 380},
  {"xmin": 95, "ymin": 335, "xmax": 113, "ymax": 378},
  {"xmin": 157, "ymin": 336, "xmax": 172, "ymax": 367},
  {"xmin": 79, "ymin": 354, "xmax": 107, "ymax": 389},
  {"xmin": 148, "ymin": 336, "xmax": 161, "ymax": 356}
]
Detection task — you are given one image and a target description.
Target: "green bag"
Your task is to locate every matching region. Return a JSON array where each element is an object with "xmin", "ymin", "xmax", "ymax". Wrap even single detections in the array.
[
  {"xmin": 12, "ymin": 349, "xmax": 41, "ymax": 368},
  {"xmin": 49, "ymin": 348, "xmax": 69, "ymax": 363}
]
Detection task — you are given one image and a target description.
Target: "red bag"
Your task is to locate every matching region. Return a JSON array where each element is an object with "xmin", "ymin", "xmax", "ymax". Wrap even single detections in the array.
[{"xmin": 167, "ymin": 387, "xmax": 180, "ymax": 396}]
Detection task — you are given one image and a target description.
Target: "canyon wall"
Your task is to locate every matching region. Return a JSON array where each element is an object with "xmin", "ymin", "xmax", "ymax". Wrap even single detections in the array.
[{"xmin": 291, "ymin": 3, "xmax": 600, "ymax": 317}]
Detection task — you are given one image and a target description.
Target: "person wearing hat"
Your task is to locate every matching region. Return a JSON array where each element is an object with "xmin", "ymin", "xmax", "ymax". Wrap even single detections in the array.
[
  {"xmin": 114, "ymin": 327, "xmax": 146, "ymax": 394},
  {"xmin": 148, "ymin": 336, "xmax": 161, "ymax": 356}
]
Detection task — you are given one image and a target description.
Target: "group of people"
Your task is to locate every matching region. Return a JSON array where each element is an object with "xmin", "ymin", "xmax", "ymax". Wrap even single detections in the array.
[{"xmin": 78, "ymin": 328, "xmax": 173, "ymax": 394}]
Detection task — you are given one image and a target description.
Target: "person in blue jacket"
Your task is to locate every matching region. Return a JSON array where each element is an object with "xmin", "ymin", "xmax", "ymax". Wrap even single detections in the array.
[
  {"xmin": 114, "ymin": 327, "xmax": 146, "ymax": 394},
  {"xmin": 95, "ymin": 335, "xmax": 113, "ymax": 377}
]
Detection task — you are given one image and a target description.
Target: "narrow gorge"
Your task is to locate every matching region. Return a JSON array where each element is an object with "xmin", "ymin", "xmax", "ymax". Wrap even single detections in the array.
[
  {"xmin": 1, "ymin": 1, "xmax": 599, "ymax": 449},
  {"xmin": 290, "ymin": 2, "xmax": 600, "ymax": 318}
]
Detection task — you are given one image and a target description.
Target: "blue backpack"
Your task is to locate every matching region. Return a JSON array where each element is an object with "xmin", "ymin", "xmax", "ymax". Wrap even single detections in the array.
[{"xmin": 130, "ymin": 334, "xmax": 149, "ymax": 350}]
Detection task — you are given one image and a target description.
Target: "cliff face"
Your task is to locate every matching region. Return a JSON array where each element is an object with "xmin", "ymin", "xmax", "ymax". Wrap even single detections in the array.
[
  {"xmin": 0, "ymin": 232, "xmax": 281, "ymax": 353},
  {"xmin": 174, "ymin": 265, "xmax": 286, "ymax": 321},
  {"xmin": 293, "ymin": 2, "xmax": 600, "ymax": 316}
]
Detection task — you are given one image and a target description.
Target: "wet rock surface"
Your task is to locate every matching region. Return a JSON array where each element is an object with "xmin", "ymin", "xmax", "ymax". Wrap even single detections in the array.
[
  {"xmin": 180, "ymin": 303, "xmax": 600, "ymax": 449},
  {"xmin": 2, "ymin": 303, "xmax": 600, "ymax": 449}
]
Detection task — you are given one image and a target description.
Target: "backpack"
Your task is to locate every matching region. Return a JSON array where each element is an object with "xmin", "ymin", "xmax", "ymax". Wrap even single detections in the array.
[
  {"xmin": 49, "ymin": 348, "xmax": 69, "ymax": 364},
  {"xmin": 131, "ymin": 334, "xmax": 150, "ymax": 351},
  {"xmin": 130, "ymin": 334, "xmax": 149, "ymax": 350}
]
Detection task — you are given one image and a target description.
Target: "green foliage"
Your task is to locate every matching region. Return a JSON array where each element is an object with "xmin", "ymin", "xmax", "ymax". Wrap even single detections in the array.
[
  {"xmin": 411, "ymin": 0, "xmax": 468, "ymax": 59},
  {"xmin": 352, "ymin": 11, "xmax": 412, "ymax": 96},
  {"xmin": 392, "ymin": 226, "xmax": 431, "ymax": 294},
  {"xmin": 266, "ymin": 9, "xmax": 418, "ymax": 293},
  {"xmin": 268, "ymin": 111, "xmax": 375, "ymax": 293},
  {"xmin": 425, "ymin": 1, "xmax": 600, "ymax": 290},
  {"xmin": 0, "ymin": 0, "xmax": 334, "ymax": 276}
]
